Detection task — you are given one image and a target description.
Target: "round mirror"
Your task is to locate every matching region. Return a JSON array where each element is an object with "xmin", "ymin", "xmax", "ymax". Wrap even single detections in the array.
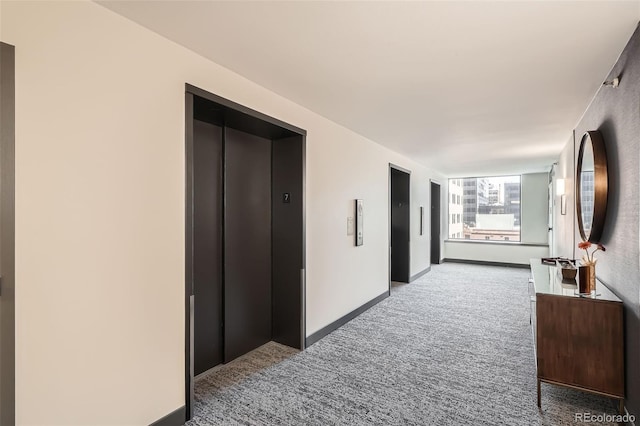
[{"xmin": 576, "ymin": 131, "xmax": 608, "ymax": 243}]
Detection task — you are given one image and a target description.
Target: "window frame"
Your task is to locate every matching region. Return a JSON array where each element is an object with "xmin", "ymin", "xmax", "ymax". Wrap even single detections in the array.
[{"xmin": 447, "ymin": 174, "xmax": 522, "ymax": 243}]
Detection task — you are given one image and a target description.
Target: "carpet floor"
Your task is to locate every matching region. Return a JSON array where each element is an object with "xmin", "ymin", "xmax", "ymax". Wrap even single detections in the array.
[{"xmin": 187, "ymin": 263, "xmax": 624, "ymax": 425}]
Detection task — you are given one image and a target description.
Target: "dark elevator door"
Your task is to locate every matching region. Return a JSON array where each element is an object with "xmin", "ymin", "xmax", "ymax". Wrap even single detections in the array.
[
  {"xmin": 193, "ymin": 120, "xmax": 223, "ymax": 375},
  {"xmin": 391, "ymin": 168, "xmax": 410, "ymax": 282},
  {"xmin": 0, "ymin": 42, "xmax": 16, "ymax": 426},
  {"xmin": 224, "ymin": 127, "xmax": 272, "ymax": 362},
  {"xmin": 430, "ymin": 182, "xmax": 441, "ymax": 264}
]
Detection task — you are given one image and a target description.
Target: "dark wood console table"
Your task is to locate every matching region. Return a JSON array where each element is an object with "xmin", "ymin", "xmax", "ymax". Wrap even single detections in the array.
[{"xmin": 529, "ymin": 259, "xmax": 624, "ymax": 414}]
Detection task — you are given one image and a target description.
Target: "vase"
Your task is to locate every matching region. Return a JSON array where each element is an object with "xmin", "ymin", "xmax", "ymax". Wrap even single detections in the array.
[{"xmin": 578, "ymin": 263, "xmax": 596, "ymax": 295}]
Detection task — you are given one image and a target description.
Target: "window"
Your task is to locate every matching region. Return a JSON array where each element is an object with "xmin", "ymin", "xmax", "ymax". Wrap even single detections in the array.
[{"xmin": 448, "ymin": 175, "xmax": 521, "ymax": 241}]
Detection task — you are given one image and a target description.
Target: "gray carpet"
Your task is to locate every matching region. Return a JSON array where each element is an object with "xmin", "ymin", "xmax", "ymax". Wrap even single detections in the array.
[{"xmin": 187, "ymin": 263, "xmax": 624, "ymax": 425}]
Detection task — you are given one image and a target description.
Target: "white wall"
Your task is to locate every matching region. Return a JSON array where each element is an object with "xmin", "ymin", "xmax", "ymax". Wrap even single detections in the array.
[
  {"xmin": 520, "ymin": 172, "xmax": 550, "ymax": 244},
  {"xmin": 307, "ymin": 136, "xmax": 437, "ymax": 336},
  {"xmin": 554, "ymin": 134, "xmax": 576, "ymax": 258},
  {"xmin": 2, "ymin": 1, "xmax": 442, "ymax": 424},
  {"xmin": 444, "ymin": 241, "xmax": 549, "ymax": 265},
  {"xmin": 408, "ymin": 170, "xmax": 446, "ymax": 276},
  {"xmin": 443, "ymin": 172, "xmax": 550, "ymax": 264}
]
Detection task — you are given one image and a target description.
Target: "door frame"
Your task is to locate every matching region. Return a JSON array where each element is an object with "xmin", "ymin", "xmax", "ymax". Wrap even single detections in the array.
[
  {"xmin": 0, "ymin": 42, "xmax": 16, "ymax": 426},
  {"xmin": 184, "ymin": 84, "xmax": 306, "ymax": 421},
  {"xmin": 388, "ymin": 164, "xmax": 411, "ymax": 288},
  {"xmin": 430, "ymin": 180, "xmax": 441, "ymax": 264}
]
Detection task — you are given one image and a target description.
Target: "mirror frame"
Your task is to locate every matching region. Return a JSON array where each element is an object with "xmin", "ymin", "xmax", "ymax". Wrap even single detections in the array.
[{"xmin": 576, "ymin": 130, "xmax": 608, "ymax": 243}]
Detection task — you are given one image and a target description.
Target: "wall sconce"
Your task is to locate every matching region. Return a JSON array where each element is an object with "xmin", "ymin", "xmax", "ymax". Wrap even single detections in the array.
[
  {"xmin": 556, "ymin": 178, "xmax": 567, "ymax": 215},
  {"xmin": 603, "ymin": 77, "xmax": 620, "ymax": 88}
]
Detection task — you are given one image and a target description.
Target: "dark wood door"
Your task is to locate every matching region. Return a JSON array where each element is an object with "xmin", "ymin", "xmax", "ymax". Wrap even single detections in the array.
[
  {"xmin": 193, "ymin": 120, "xmax": 224, "ymax": 375},
  {"xmin": 224, "ymin": 128, "xmax": 272, "ymax": 362},
  {"xmin": 430, "ymin": 182, "xmax": 441, "ymax": 264},
  {"xmin": 391, "ymin": 167, "xmax": 410, "ymax": 282},
  {"xmin": 0, "ymin": 42, "xmax": 15, "ymax": 426}
]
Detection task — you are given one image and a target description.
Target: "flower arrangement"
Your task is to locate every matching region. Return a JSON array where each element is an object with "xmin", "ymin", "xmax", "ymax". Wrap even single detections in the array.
[{"xmin": 578, "ymin": 241, "xmax": 605, "ymax": 265}]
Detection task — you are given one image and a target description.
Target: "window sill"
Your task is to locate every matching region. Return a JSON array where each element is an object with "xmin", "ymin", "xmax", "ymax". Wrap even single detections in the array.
[{"xmin": 444, "ymin": 239, "xmax": 548, "ymax": 247}]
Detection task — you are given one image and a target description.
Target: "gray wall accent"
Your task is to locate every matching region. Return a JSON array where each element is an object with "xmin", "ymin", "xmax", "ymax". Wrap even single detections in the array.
[
  {"xmin": 148, "ymin": 405, "xmax": 185, "ymax": 426},
  {"xmin": 0, "ymin": 42, "xmax": 16, "ymax": 426},
  {"xmin": 568, "ymin": 24, "xmax": 640, "ymax": 418}
]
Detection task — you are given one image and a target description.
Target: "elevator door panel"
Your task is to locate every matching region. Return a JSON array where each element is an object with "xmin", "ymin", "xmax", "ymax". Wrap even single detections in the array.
[
  {"xmin": 430, "ymin": 182, "xmax": 441, "ymax": 264},
  {"xmin": 391, "ymin": 168, "xmax": 410, "ymax": 282},
  {"xmin": 193, "ymin": 120, "xmax": 223, "ymax": 375},
  {"xmin": 271, "ymin": 136, "xmax": 303, "ymax": 348},
  {"xmin": 224, "ymin": 127, "xmax": 272, "ymax": 362},
  {"xmin": 0, "ymin": 42, "xmax": 16, "ymax": 426}
]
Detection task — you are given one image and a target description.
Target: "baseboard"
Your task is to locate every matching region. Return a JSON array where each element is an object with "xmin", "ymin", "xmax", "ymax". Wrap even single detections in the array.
[
  {"xmin": 149, "ymin": 405, "xmax": 186, "ymax": 426},
  {"xmin": 443, "ymin": 258, "xmax": 530, "ymax": 269},
  {"xmin": 305, "ymin": 291, "xmax": 389, "ymax": 347},
  {"xmin": 409, "ymin": 266, "xmax": 431, "ymax": 282}
]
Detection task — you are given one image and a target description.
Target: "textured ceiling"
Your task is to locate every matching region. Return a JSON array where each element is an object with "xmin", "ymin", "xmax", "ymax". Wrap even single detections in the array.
[{"xmin": 98, "ymin": 0, "xmax": 640, "ymax": 176}]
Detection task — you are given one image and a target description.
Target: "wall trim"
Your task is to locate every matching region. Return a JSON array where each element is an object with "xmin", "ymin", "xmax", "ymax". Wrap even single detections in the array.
[
  {"xmin": 443, "ymin": 258, "xmax": 530, "ymax": 269},
  {"xmin": 410, "ymin": 266, "xmax": 431, "ymax": 282},
  {"xmin": 389, "ymin": 162, "xmax": 411, "ymax": 174},
  {"xmin": 149, "ymin": 406, "xmax": 186, "ymax": 426},
  {"xmin": 186, "ymin": 84, "xmax": 306, "ymax": 136},
  {"xmin": 305, "ymin": 291, "xmax": 389, "ymax": 347}
]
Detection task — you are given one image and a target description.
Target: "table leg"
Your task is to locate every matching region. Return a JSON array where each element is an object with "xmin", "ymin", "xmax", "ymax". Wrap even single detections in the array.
[
  {"xmin": 537, "ymin": 379, "xmax": 541, "ymax": 408},
  {"xmin": 618, "ymin": 398, "xmax": 624, "ymax": 415}
]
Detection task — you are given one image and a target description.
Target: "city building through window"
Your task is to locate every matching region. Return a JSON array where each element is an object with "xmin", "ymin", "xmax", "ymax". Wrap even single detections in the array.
[{"xmin": 448, "ymin": 175, "xmax": 521, "ymax": 242}]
